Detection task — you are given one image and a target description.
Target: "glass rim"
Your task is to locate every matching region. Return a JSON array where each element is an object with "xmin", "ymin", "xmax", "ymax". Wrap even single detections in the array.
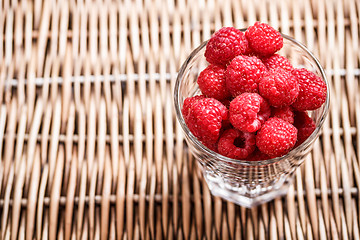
[{"xmin": 174, "ymin": 31, "xmax": 330, "ymax": 166}]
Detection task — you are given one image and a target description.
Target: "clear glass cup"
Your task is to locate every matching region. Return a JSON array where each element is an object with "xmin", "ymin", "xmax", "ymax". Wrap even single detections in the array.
[{"xmin": 174, "ymin": 31, "xmax": 330, "ymax": 208}]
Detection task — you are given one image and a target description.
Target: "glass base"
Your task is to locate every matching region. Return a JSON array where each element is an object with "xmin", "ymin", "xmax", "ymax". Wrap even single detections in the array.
[{"xmin": 205, "ymin": 173, "xmax": 293, "ymax": 208}]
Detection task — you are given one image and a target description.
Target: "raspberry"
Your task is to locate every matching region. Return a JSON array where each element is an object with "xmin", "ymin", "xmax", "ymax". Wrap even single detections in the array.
[
  {"xmin": 184, "ymin": 98, "xmax": 228, "ymax": 149},
  {"xmin": 217, "ymin": 129, "xmax": 256, "ymax": 160},
  {"xmin": 271, "ymin": 106, "xmax": 294, "ymax": 124},
  {"xmin": 291, "ymin": 68, "xmax": 327, "ymax": 111},
  {"xmin": 259, "ymin": 69, "xmax": 299, "ymax": 107},
  {"xmin": 197, "ymin": 64, "xmax": 230, "ymax": 100},
  {"xmin": 202, "ymin": 141, "xmax": 218, "ymax": 152},
  {"xmin": 256, "ymin": 117, "xmax": 298, "ymax": 157},
  {"xmin": 245, "ymin": 22, "xmax": 283, "ymax": 56},
  {"xmin": 293, "ymin": 111, "xmax": 316, "ymax": 146},
  {"xmin": 246, "ymin": 148, "xmax": 270, "ymax": 161},
  {"xmin": 226, "ymin": 55, "xmax": 267, "ymax": 96},
  {"xmin": 262, "ymin": 54, "xmax": 293, "ymax": 72},
  {"xmin": 182, "ymin": 95, "xmax": 205, "ymax": 122},
  {"xmin": 205, "ymin": 27, "xmax": 248, "ymax": 66},
  {"xmin": 208, "ymin": 99, "xmax": 229, "ymax": 121},
  {"xmin": 229, "ymin": 93, "xmax": 271, "ymax": 132}
]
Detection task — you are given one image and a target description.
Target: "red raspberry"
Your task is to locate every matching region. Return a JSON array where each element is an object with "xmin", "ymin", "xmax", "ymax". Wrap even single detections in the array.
[
  {"xmin": 182, "ymin": 95, "xmax": 205, "ymax": 122},
  {"xmin": 202, "ymin": 141, "xmax": 218, "ymax": 152},
  {"xmin": 205, "ymin": 27, "xmax": 248, "ymax": 66},
  {"xmin": 256, "ymin": 117, "xmax": 298, "ymax": 157},
  {"xmin": 226, "ymin": 55, "xmax": 267, "ymax": 96},
  {"xmin": 245, "ymin": 22, "xmax": 283, "ymax": 56},
  {"xmin": 197, "ymin": 64, "xmax": 230, "ymax": 100},
  {"xmin": 229, "ymin": 93, "xmax": 271, "ymax": 132},
  {"xmin": 246, "ymin": 148, "xmax": 270, "ymax": 161},
  {"xmin": 291, "ymin": 68, "xmax": 327, "ymax": 111},
  {"xmin": 185, "ymin": 98, "xmax": 228, "ymax": 149},
  {"xmin": 293, "ymin": 111, "xmax": 316, "ymax": 147},
  {"xmin": 208, "ymin": 99, "xmax": 229, "ymax": 120},
  {"xmin": 217, "ymin": 129, "xmax": 256, "ymax": 160},
  {"xmin": 262, "ymin": 54, "xmax": 293, "ymax": 72},
  {"xmin": 271, "ymin": 106, "xmax": 294, "ymax": 124},
  {"xmin": 259, "ymin": 69, "xmax": 299, "ymax": 107}
]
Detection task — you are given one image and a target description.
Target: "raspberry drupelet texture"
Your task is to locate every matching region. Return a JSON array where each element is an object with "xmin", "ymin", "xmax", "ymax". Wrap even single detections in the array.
[
  {"xmin": 245, "ymin": 22, "xmax": 283, "ymax": 56},
  {"xmin": 226, "ymin": 55, "xmax": 267, "ymax": 96},
  {"xmin": 271, "ymin": 106, "xmax": 294, "ymax": 124},
  {"xmin": 293, "ymin": 111, "xmax": 316, "ymax": 146},
  {"xmin": 217, "ymin": 129, "xmax": 256, "ymax": 160},
  {"xmin": 259, "ymin": 69, "xmax": 299, "ymax": 107},
  {"xmin": 197, "ymin": 64, "xmax": 230, "ymax": 100},
  {"xmin": 182, "ymin": 95, "xmax": 205, "ymax": 122},
  {"xmin": 229, "ymin": 93, "xmax": 271, "ymax": 132},
  {"xmin": 256, "ymin": 117, "xmax": 298, "ymax": 157},
  {"xmin": 291, "ymin": 68, "xmax": 327, "ymax": 111},
  {"xmin": 184, "ymin": 97, "xmax": 228, "ymax": 150},
  {"xmin": 262, "ymin": 54, "xmax": 294, "ymax": 72},
  {"xmin": 204, "ymin": 27, "xmax": 248, "ymax": 66}
]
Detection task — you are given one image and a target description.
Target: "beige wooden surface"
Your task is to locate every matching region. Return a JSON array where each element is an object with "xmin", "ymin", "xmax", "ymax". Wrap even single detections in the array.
[{"xmin": 0, "ymin": 0, "xmax": 359, "ymax": 239}]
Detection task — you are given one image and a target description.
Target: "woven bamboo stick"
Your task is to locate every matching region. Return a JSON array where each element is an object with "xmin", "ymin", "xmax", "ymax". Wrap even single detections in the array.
[{"xmin": 0, "ymin": 0, "xmax": 359, "ymax": 239}]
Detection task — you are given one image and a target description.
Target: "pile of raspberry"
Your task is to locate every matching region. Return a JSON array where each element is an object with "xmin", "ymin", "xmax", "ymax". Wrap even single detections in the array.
[{"xmin": 182, "ymin": 22, "xmax": 327, "ymax": 160}]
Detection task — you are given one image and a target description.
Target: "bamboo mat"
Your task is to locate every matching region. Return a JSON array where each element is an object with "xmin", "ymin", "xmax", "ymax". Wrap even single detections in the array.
[{"xmin": 0, "ymin": 0, "xmax": 359, "ymax": 239}]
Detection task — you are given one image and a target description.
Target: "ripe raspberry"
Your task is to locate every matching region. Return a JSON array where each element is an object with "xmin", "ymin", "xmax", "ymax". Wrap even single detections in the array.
[
  {"xmin": 226, "ymin": 55, "xmax": 267, "ymax": 96},
  {"xmin": 208, "ymin": 99, "xmax": 229, "ymax": 120},
  {"xmin": 205, "ymin": 27, "xmax": 249, "ymax": 66},
  {"xmin": 271, "ymin": 106, "xmax": 294, "ymax": 124},
  {"xmin": 182, "ymin": 95, "xmax": 205, "ymax": 122},
  {"xmin": 229, "ymin": 93, "xmax": 271, "ymax": 132},
  {"xmin": 246, "ymin": 148, "xmax": 270, "ymax": 161},
  {"xmin": 245, "ymin": 22, "xmax": 283, "ymax": 56},
  {"xmin": 197, "ymin": 64, "xmax": 230, "ymax": 100},
  {"xmin": 259, "ymin": 69, "xmax": 299, "ymax": 107},
  {"xmin": 262, "ymin": 54, "xmax": 294, "ymax": 72},
  {"xmin": 185, "ymin": 98, "xmax": 228, "ymax": 149},
  {"xmin": 293, "ymin": 111, "xmax": 316, "ymax": 147},
  {"xmin": 217, "ymin": 129, "xmax": 256, "ymax": 160},
  {"xmin": 202, "ymin": 141, "xmax": 218, "ymax": 152},
  {"xmin": 256, "ymin": 117, "xmax": 298, "ymax": 157},
  {"xmin": 291, "ymin": 68, "xmax": 327, "ymax": 111}
]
